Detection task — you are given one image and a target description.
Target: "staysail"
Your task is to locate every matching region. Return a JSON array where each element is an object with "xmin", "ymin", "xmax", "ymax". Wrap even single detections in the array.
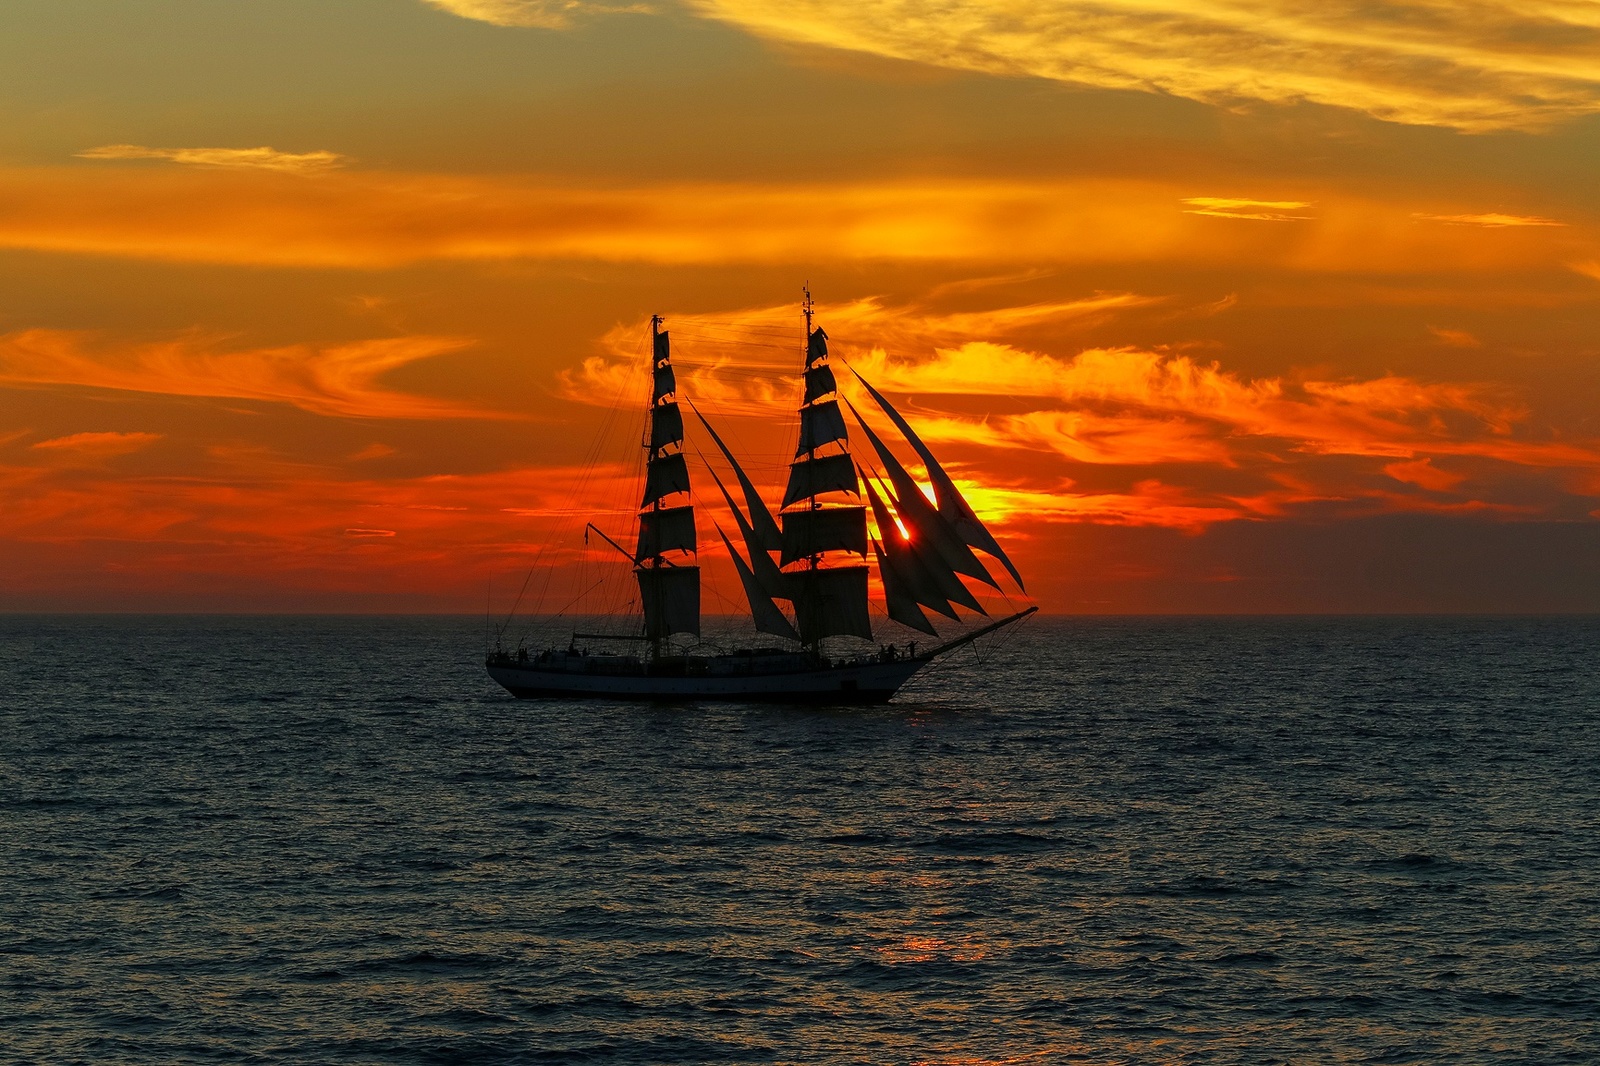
[
  {"xmin": 635, "ymin": 317, "xmax": 699, "ymax": 641},
  {"xmin": 847, "ymin": 399, "xmax": 999, "ymax": 590},
  {"xmin": 706, "ymin": 465, "xmax": 791, "ymax": 603},
  {"xmin": 717, "ymin": 524, "xmax": 799, "ymax": 641},
  {"xmin": 688, "ymin": 398, "xmax": 783, "ymax": 553},
  {"xmin": 863, "ymin": 475, "xmax": 975, "ymax": 619},
  {"xmin": 848, "ymin": 366, "xmax": 1026, "ymax": 591}
]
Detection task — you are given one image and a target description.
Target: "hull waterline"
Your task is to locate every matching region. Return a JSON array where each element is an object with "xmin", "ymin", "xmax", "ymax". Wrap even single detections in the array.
[
  {"xmin": 486, "ymin": 655, "xmax": 927, "ymax": 703},
  {"xmin": 485, "ymin": 607, "xmax": 1037, "ymax": 704}
]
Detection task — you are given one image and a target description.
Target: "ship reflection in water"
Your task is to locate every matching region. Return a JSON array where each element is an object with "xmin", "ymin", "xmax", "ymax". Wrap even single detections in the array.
[{"xmin": 5, "ymin": 614, "xmax": 1598, "ymax": 1063}]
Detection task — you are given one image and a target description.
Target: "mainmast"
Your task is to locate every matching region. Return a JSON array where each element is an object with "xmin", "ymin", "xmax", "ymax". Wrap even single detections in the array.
[
  {"xmin": 780, "ymin": 288, "xmax": 873, "ymax": 646},
  {"xmin": 634, "ymin": 315, "xmax": 700, "ymax": 658}
]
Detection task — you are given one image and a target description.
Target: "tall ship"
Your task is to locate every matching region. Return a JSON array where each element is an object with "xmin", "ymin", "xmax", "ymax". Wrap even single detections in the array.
[{"xmin": 486, "ymin": 293, "xmax": 1035, "ymax": 702}]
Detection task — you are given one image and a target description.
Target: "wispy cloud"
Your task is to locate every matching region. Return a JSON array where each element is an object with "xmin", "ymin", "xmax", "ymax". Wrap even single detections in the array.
[
  {"xmin": 0, "ymin": 167, "xmax": 1584, "ymax": 275},
  {"xmin": 77, "ymin": 145, "xmax": 346, "ymax": 173},
  {"xmin": 685, "ymin": 0, "xmax": 1600, "ymax": 132},
  {"xmin": 1415, "ymin": 212, "xmax": 1566, "ymax": 227},
  {"xmin": 0, "ymin": 330, "xmax": 497, "ymax": 420},
  {"xmin": 1428, "ymin": 325, "xmax": 1482, "ymax": 347},
  {"xmin": 30, "ymin": 431, "xmax": 161, "ymax": 456},
  {"xmin": 563, "ymin": 292, "xmax": 1600, "ymax": 531},
  {"xmin": 420, "ymin": 0, "xmax": 642, "ymax": 28},
  {"xmin": 1182, "ymin": 197, "xmax": 1313, "ymax": 222}
]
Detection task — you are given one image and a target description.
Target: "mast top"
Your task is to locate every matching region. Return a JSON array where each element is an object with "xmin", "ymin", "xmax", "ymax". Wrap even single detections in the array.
[{"xmin": 803, "ymin": 284, "xmax": 813, "ymax": 336}]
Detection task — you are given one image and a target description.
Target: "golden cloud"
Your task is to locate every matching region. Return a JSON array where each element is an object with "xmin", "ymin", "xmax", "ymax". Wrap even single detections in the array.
[
  {"xmin": 1415, "ymin": 212, "xmax": 1567, "ymax": 227},
  {"xmin": 556, "ymin": 292, "xmax": 1600, "ymax": 535},
  {"xmin": 686, "ymin": 0, "xmax": 1600, "ymax": 132},
  {"xmin": 0, "ymin": 166, "xmax": 1583, "ymax": 274},
  {"xmin": 77, "ymin": 145, "xmax": 346, "ymax": 173},
  {"xmin": 1182, "ymin": 197, "xmax": 1314, "ymax": 222},
  {"xmin": 420, "ymin": 0, "xmax": 646, "ymax": 27},
  {"xmin": 0, "ymin": 330, "xmax": 495, "ymax": 420}
]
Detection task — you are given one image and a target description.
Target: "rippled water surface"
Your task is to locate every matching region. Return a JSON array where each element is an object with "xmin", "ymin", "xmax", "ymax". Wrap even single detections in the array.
[{"xmin": 4, "ymin": 615, "xmax": 1599, "ymax": 1064}]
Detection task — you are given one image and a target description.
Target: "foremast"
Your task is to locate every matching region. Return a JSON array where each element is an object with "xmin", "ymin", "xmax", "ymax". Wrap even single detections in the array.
[{"xmin": 634, "ymin": 315, "xmax": 699, "ymax": 658}]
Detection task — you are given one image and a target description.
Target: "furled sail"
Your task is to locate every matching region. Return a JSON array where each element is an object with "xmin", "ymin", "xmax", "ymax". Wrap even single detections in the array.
[
  {"xmin": 848, "ymin": 401, "xmax": 999, "ymax": 589},
  {"xmin": 782, "ymin": 453, "xmax": 859, "ymax": 509},
  {"xmin": 635, "ymin": 504, "xmax": 695, "ymax": 562},
  {"xmin": 864, "ymin": 476, "xmax": 971, "ymax": 619},
  {"xmin": 707, "ymin": 466, "xmax": 791, "ymax": 602},
  {"xmin": 849, "ymin": 366, "xmax": 1025, "ymax": 591},
  {"xmin": 873, "ymin": 541, "xmax": 938, "ymax": 635},
  {"xmin": 795, "ymin": 400, "xmax": 850, "ymax": 457},
  {"xmin": 688, "ymin": 399, "xmax": 782, "ymax": 553},
  {"xmin": 717, "ymin": 525, "xmax": 799, "ymax": 641},
  {"xmin": 780, "ymin": 505, "xmax": 869, "ymax": 566},
  {"xmin": 790, "ymin": 565, "xmax": 872, "ymax": 643},
  {"xmin": 635, "ymin": 566, "xmax": 700, "ymax": 640}
]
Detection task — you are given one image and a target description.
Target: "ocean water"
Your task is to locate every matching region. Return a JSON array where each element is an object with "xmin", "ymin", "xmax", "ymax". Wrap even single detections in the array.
[{"xmin": 3, "ymin": 615, "xmax": 1598, "ymax": 1064}]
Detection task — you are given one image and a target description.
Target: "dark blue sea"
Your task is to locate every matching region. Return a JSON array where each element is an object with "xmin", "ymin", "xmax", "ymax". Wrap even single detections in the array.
[{"xmin": 3, "ymin": 616, "xmax": 1598, "ymax": 1064}]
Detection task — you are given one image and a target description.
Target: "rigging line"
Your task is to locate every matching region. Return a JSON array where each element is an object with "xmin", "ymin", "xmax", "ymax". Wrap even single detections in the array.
[
  {"xmin": 550, "ymin": 576, "xmax": 607, "ymax": 619},
  {"xmin": 671, "ymin": 325, "xmax": 800, "ymax": 340},
  {"xmin": 503, "ymin": 324, "xmax": 646, "ymax": 641}
]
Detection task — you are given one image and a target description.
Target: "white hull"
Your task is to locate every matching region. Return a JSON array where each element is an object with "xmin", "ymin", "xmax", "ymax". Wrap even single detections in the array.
[{"xmin": 486, "ymin": 654, "xmax": 927, "ymax": 703}]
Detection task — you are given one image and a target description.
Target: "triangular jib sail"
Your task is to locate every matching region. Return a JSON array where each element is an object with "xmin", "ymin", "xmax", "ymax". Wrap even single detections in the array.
[{"xmin": 847, "ymin": 365, "xmax": 1026, "ymax": 592}]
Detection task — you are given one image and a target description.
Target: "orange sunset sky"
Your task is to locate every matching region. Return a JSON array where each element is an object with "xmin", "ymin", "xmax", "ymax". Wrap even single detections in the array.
[{"xmin": 4, "ymin": 0, "xmax": 1600, "ymax": 612}]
